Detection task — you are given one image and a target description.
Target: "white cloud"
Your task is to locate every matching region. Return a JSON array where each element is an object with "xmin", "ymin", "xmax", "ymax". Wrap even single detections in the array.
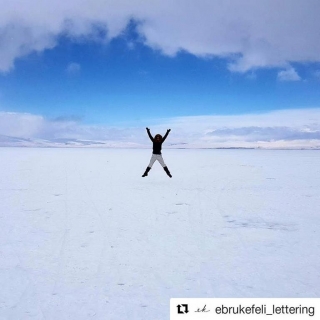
[
  {"xmin": 0, "ymin": 0, "xmax": 320, "ymax": 73},
  {"xmin": 0, "ymin": 112, "xmax": 44, "ymax": 137},
  {"xmin": 0, "ymin": 111, "xmax": 145, "ymax": 146},
  {"xmin": 1, "ymin": 108, "xmax": 320, "ymax": 149},
  {"xmin": 314, "ymin": 70, "xmax": 320, "ymax": 79},
  {"xmin": 66, "ymin": 62, "xmax": 81, "ymax": 74},
  {"xmin": 206, "ymin": 126, "xmax": 320, "ymax": 141},
  {"xmin": 277, "ymin": 67, "xmax": 301, "ymax": 81}
]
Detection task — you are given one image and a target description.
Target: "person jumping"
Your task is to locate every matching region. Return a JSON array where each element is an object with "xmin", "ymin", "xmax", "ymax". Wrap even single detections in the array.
[{"xmin": 142, "ymin": 127, "xmax": 172, "ymax": 178}]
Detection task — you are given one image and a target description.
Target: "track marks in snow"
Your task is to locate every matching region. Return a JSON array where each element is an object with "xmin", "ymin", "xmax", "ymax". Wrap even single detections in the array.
[
  {"xmin": 49, "ymin": 159, "xmax": 71, "ymax": 303},
  {"xmin": 225, "ymin": 219, "xmax": 297, "ymax": 232}
]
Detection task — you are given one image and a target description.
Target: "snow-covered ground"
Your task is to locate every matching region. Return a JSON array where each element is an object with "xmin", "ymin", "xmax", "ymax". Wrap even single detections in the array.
[{"xmin": 1, "ymin": 148, "xmax": 319, "ymax": 320}]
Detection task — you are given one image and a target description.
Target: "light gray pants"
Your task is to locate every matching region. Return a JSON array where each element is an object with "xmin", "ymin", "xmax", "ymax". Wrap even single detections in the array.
[{"xmin": 148, "ymin": 154, "xmax": 166, "ymax": 168}]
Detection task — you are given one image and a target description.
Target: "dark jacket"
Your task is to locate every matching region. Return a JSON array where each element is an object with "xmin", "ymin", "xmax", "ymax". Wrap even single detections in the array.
[{"xmin": 147, "ymin": 129, "xmax": 170, "ymax": 154}]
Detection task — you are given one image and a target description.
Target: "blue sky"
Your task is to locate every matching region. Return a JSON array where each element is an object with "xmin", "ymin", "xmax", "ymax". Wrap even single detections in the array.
[
  {"xmin": 1, "ymin": 0, "xmax": 320, "ymax": 148},
  {"xmin": 2, "ymin": 29, "xmax": 320, "ymax": 125}
]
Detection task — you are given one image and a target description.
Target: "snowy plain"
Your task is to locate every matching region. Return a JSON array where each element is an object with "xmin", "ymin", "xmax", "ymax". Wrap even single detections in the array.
[{"xmin": 0, "ymin": 148, "xmax": 319, "ymax": 320}]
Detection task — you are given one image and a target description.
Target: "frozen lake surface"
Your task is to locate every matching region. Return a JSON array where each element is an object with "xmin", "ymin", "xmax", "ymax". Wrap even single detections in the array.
[{"xmin": 0, "ymin": 148, "xmax": 319, "ymax": 319}]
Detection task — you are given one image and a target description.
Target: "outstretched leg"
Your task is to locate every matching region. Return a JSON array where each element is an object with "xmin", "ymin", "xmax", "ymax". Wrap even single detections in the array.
[
  {"xmin": 142, "ymin": 154, "xmax": 156, "ymax": 177},
  {"xmin": 163, "ymin": 166, "xmax": 172, "ymax": 178},
  {"xmin": 156, "ymin": 155, "xmax": 172, "ymax": 178},
  {"xmin": 148, "ymin": 154, "xmax": 157, "ymax": 168},
  {"xmin": 142, "ymin": 166, "xmax": 151, "ymax": 177}
]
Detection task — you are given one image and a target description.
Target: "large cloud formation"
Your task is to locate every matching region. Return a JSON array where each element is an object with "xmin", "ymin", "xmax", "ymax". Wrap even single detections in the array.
[
  {"xmin": 1, "ymin": 109, "xmax": 320, "ymax": 149},
  {"xmin": 0, "ymin": 0, "xmax": 320, "ymax": 73}
]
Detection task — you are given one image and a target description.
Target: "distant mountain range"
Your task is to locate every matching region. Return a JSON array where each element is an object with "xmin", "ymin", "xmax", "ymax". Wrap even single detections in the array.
[
  {"xmin": 1, "ymin": 135, "xmax": 320, "ymax": 150},
  {"xmin": 0, "ymin": 135, "xmax": 143, "ymax": 148}
]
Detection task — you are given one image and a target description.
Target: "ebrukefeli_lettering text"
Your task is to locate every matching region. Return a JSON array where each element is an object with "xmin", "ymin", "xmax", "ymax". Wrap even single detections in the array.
[{"xmin": 215, "ymin": 304, "xmax": 315, "ymax": 316}]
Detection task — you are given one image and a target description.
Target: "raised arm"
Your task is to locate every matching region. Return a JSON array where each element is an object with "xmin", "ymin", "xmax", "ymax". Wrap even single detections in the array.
[
  {"xmin": 146, "ymin": 127, "xmax": 154, "ymax": 142},
  {"xmin": 162, "ymin": 129, "xmax": 171, "ymax": 142}
]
